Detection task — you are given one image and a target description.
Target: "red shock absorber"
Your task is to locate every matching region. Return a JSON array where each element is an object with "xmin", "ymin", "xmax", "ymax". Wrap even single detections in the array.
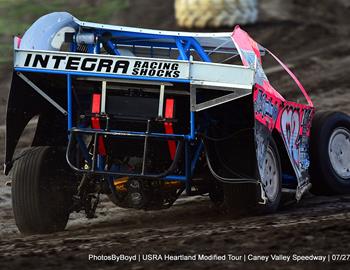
[
  {"xmin": 164, "ymin": 98, "xmax": 176, "ymax": 160},
  {"xmin": 91, "ymin": 93, "xmax": 107, "ymax": 156}
]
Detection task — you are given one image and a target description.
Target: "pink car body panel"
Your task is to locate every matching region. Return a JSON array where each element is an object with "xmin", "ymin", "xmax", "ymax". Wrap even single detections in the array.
[{"xmin": 232, "ymin": 26, "xmax": 315, "ymax": 197}]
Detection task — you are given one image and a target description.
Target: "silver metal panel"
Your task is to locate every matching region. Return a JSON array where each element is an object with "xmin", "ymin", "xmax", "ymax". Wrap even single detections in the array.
[
  {"xmin": 158, "ymin": 84, "xmax": 165, "ymax": 117},
  {"xmin": 192, "ymin": 89, "xmax": 252, "ymax": 112},
  {"xmin": 75, "ymin": 18, "xmax": 232, "ymax": 38},
  {"xmin": 100, "ymin": 81, "xmax": 107, "ymax": 114},
  {"xmin": 190, "ymin": 61, "xmax": 255, "ymax": 87},
  {"xmin": 76, "ymin": 77, "xmax": 173, "ymax": 86},
  {"xmin": 191, "ymin": 80, "xmax": 253, "ymax": 90}
]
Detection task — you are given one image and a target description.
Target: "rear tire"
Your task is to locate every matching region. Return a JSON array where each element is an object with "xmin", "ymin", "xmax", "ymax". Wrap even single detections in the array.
[
  {"xmin": 211, "ymin": 137, "xmax": 282, "ymax": 215},
  {"xmin": 257, "ymin": 137, "xmax": 282, "ymax": 213},
  {"xmin": 12, "ymin": 147, "xmax": 74, "ymax": 234},
  {"xmin": 310, "ymin": 111, "xmax": 350, "ymax": 195}
]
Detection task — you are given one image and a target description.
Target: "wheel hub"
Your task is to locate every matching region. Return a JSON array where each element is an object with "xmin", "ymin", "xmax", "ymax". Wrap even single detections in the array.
[{"xmin": 328, "ymin": 128, "xmax": 350, "ymax": 179}]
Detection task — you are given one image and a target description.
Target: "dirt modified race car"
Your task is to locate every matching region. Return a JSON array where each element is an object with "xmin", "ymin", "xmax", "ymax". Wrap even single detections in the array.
[{"xmin": 5, "ymin": 12, "xmax": 350, "ymax": 234}]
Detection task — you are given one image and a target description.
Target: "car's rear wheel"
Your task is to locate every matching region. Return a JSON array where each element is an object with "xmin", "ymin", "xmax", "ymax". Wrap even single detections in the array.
[
  {"xmin": 211, "ymin": 137, "xmax": 282, "ymax": 215},
  {"xmin": 12, "ymin": 146, "xmax": 75, "ymax": 234},
  {"xmin": 258, "ymin": 139, "xmax": 282, "ymax": 213},
  {"xmin": 310, "ymin": 111, "xmax": 350, "ymax": 195}
]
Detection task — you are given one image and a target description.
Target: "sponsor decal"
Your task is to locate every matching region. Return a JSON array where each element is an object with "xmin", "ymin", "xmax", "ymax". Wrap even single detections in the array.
[
  {"xmin": 17, "ymin": 52, "xmax": 187, "ymax": 79},
  {"xmin": 280, "ymin": 107, "xmax": 313, "ymax": 177},
  {"xmin": 281, "ymin": 108, "xmax": 301, "ymax": 166},
  {"xmin": 255, "ymin": 89, "xmax": 278, "ymax": 120},
  {"xmin": 254, "ymin": 88, "xmax": 279, "ymax": 133},
  {"xmin": 132, "ymin": 61, "xmax": 180, "ymax": 78}
]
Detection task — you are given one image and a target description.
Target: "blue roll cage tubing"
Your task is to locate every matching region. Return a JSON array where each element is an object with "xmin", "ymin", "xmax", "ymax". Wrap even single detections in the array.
[{"xmin": 32, "ymin": 29, "xmax": 212, "ymax": 187}]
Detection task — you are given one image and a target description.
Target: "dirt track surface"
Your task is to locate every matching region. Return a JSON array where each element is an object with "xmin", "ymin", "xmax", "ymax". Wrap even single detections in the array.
[
  {"xmin": 1, "ymin": 194, "xmax": 350, "ymax": 269},
  {"xmin": 1, "ymin": 3, "xmax": 350, "ymax": 269}
]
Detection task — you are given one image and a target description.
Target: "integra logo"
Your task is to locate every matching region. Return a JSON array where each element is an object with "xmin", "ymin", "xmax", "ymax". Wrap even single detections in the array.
[{"xmin": 23, "ymin": 53, "xmax": 181, "ymax": 78}]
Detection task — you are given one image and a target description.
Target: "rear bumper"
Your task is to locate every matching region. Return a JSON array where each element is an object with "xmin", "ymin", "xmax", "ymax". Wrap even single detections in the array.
[{"xmin": 66, "ymin": 127, "xmax": 187, "ymax": 180}]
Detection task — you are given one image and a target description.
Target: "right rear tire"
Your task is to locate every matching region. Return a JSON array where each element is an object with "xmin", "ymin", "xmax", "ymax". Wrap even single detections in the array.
[
  {"xmin": 310, "ymin": 111, "xmax": 350, "ymax": 195},
  {"xmin": 12, "ymin": 146, "xmax": 75, "ymax": 234},
  {"xmin": 210, "ymin": 137, "xmax": 282, "ymax": 215}
]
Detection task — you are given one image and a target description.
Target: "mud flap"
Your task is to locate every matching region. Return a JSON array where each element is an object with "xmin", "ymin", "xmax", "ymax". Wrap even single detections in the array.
[
  {"xmin": 4, "ymin": 72, "xmax": 40, "ymax": 174},
  {"xmin": 4, "ymin": 72, "xmax": 67, "ymax": 175}
]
